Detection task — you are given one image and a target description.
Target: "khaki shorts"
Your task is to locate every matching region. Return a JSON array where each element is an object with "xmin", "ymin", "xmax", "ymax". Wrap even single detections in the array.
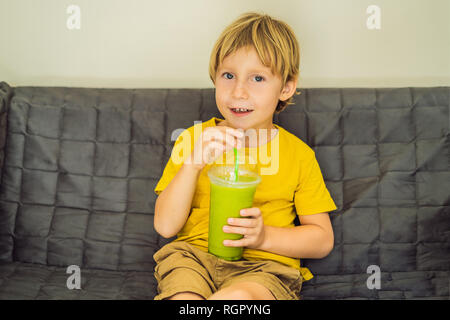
[{"xmin": 153, "ymin": 241, "xmax": 303, "ymax": 300}]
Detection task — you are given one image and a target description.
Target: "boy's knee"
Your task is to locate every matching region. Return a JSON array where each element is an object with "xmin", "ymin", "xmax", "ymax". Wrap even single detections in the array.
[
  {"xmin": 209, "ymin": 287, "xmax": 252, "ymax": 300},
  {"xmin": 209, "ymin": 282, "xmax": 264, "ymax": 300},
  {"xmin": 168, "ymin": 291, "xmax": 205, "ymax": 300},
  {"xmin": 225, "ymin": 287, "xmax": 254, "ymax": 300}
]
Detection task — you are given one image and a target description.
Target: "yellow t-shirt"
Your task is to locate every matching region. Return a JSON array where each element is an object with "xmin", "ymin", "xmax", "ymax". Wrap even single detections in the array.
[{"xmin": 154, "ymin": 117, "xmax": 337, "ymax": 281}]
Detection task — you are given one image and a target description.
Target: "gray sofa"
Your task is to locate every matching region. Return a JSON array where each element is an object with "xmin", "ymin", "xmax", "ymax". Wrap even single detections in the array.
[{"xmin": 0, "ymin": 81, "xmax": 448, "ymax": 299}]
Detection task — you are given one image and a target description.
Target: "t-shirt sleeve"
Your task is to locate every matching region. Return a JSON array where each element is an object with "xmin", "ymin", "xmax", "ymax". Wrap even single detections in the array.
[
  {"xmin": 154, "ymin": 130, "xmax": 191, "ymax": 196},
  {"xmin": 294, "ymin": 151, "xmax": 337, "ymax": 216}
]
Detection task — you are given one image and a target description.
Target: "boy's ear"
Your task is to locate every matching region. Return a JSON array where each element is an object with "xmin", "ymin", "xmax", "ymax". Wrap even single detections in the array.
[{"xmin": 279, "ymin": 78, "xmax": 298, "ymax": 101}]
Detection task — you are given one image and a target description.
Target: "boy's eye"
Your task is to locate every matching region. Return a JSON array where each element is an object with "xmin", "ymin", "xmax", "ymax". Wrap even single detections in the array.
[
  {"xmin": 222, "ymin": 72, "xmax": 265, "ymax": 82},
  {"xmin": 224, "ymin": 72, "xmax": 233, "ymax": 80}
]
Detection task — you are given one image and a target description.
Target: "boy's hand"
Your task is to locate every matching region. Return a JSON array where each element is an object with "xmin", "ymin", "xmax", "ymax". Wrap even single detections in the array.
[
  {"xmin": 223, "ymin": 207, "xmax": 266, "ymax": 250},
  {"xmin": 185, "ymin": 126, "xmax": 244, "ymax": 171}
]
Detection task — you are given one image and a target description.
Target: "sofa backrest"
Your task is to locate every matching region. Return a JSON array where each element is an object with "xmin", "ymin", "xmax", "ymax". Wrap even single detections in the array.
[{"xmin": 0, "ymin": 82, "xmax": 449, "ymax": 283}]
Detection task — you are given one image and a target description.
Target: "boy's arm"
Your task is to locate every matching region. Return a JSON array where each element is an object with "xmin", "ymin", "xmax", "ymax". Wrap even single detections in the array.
[
  {"xmin": 260, "ymin": 212, "xmax": 334, "ymax": 259},
  {"xmin": 155, "ymin": 125, "xmax": 242, "ymax": 239},
  {"xmin": 154, "ymin": 162, "xmax": 202, "ymax": 238}
]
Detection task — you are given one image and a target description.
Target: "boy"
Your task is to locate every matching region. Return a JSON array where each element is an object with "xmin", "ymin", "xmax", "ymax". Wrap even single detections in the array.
[{"xmin": 153, "ymin": 12, "xmax": 337, "ymax": 300}]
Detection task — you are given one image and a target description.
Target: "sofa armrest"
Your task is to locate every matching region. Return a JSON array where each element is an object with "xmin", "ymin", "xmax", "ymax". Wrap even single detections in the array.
[{"xmin": 0, "ymin": 81, "xmax": 13, "ymax": 185}]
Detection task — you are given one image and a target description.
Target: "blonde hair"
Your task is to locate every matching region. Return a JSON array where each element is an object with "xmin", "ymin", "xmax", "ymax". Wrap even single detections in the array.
[{"xmin": 209, "ymin": 12, "xmax": 301, "ymax": 114}]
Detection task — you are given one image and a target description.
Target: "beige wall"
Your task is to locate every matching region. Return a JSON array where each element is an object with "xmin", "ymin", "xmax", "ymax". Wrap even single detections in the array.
[{"xmin": 0, "ymin": 0, "xmax": 449, "ymax": 88}]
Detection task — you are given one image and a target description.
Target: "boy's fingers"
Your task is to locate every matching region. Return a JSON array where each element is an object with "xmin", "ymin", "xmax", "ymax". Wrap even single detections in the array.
[
  {"xmin": 224, "ymin": 132, "xmax": 242, "ymax": 149},
  {"xmin": 240, "ymin": 208, "xmax": 261, "ymax": 217},
  {"xmin": 203, "ymin": 141, "xmax": 225, "ymax": 163},
  {"xmin": 223, "ymin": 225, "xmax": 249, "ymax": 235},
  {"xmin": 204, "ymin": 129, "xmax": 241, "ymax": 149},
  {"xmin": 227, "ymin": 217, "xmax": 256, "ymax": 228},
  {"xmin": 222, "ymin": 126, "xmax": 244, "ymax": 139},
  {"xmin": 223, "ymin": 239, "xmax": 248, "ymax": 247},
  {"xmin": 205, "ymin": 126, "xmax": 242, "ymax": 139},
  {"xmin": 216, "ymin": 127, "xmax": 244, "ymax": 142}
]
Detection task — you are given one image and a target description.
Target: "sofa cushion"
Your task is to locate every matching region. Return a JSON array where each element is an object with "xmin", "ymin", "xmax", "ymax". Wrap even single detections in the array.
[{"xmin": 0, "ymin": 261, "xmax": 156, "ymax": 299}]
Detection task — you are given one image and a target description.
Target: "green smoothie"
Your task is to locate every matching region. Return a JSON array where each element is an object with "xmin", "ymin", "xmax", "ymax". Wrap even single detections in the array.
[{"xmin": 207, "ymin": 165, "xmax": 261, "ymax": 260}]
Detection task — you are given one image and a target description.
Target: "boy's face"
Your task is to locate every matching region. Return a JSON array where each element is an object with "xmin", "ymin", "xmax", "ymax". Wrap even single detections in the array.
[{"xmin": 215, "ymin": 45, "xmax": 297, "ymax": 130}]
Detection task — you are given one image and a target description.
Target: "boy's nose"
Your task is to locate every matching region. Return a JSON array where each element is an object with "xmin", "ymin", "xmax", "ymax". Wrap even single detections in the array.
[{"xmin": 231, "ymin": 83, "xmax": 249, "ymax": 100}]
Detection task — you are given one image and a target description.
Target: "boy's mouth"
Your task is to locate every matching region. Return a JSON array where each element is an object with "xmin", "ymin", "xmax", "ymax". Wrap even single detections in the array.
[{"xmin": 229, "ymin": 107, "xmax": 254, "ymax": 117}]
